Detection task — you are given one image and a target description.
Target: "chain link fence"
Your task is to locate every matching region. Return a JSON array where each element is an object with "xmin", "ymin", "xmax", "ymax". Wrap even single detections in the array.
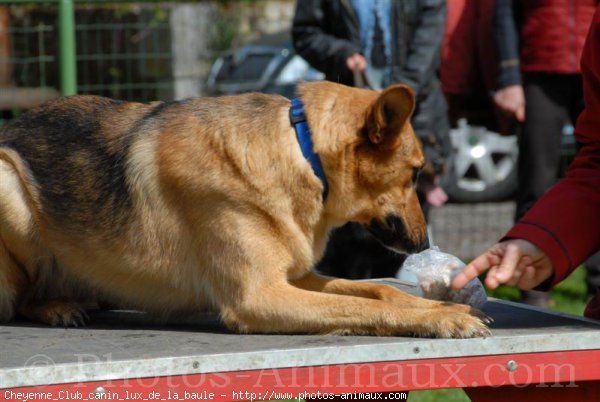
[
  {"xmin": 0, "ymin": 1, "xmax": 293, "ymax": 108},
  {"xmin": 2, "ymin": 2, "xmax": 203, "ymax": 107}
]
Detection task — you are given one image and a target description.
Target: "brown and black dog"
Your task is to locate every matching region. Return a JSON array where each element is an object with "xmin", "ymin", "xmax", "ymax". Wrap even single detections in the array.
[{"xmin": 0, "ymin": 81, "xmax": 490, "ymax": 337}]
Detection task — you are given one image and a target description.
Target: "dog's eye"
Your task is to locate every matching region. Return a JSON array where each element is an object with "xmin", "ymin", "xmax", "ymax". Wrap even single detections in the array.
[{"xmin": 412, "ymin": 168, "xmax": 421, "ymax": 185}]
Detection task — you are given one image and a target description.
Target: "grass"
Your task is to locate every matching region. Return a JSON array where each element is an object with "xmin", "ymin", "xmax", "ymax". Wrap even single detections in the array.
[
  {"xmin": 407, "ymin": 266, "xmax": 590, "ymax": 402},
  {"xmin": 485, "ymin": 265, "xmax": 588, "ymax": 316}
]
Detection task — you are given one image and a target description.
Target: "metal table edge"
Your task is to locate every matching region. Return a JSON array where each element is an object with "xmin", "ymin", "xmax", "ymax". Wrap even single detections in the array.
[{"xmin": 3, "ymin": 332, "xmax": 600, "ymax": 389}]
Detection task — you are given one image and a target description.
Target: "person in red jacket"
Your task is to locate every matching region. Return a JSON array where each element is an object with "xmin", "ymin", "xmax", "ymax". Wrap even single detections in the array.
[{"xmin": 452, "ymin": 4, "xmax": 600, "ymax": 319}]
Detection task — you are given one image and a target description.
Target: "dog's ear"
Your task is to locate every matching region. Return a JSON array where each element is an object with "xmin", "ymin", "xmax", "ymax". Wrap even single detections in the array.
[{"xmin": 366, "ymin": 84, "xmax": 415, "ymax": 146}]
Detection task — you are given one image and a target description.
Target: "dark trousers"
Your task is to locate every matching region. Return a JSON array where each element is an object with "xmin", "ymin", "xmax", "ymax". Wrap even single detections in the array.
[
  {"xmin": 516, "ymin": 73, "xmax": 584, "ymax": 220},
  {"xmin": 517, "ymin": 73, "xmax": 600, "ymax": 295}
]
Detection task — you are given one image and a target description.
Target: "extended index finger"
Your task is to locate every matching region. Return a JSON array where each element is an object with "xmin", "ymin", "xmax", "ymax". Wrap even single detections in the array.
[
  {"xmin": 451, "ymin": 253, "xmax": 496, "ymax": 290},
  {"xmin": 491, "ymin": 243, "xmax": 522, "ymax": 283}
]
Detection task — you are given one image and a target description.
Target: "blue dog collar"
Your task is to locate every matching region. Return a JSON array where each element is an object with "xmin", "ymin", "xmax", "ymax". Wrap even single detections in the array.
[{"xmin": 289, "ymin": 98, "xmax": 329, "ymax": 200}]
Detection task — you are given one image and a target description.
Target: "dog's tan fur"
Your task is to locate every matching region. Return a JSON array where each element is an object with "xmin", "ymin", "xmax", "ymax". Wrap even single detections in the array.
[{"xmin": 0, "ymin": 81, "xmax": 489, "ymax": 337}]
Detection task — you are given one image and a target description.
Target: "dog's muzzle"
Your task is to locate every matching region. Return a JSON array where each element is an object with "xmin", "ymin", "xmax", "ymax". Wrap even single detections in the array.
[{"xmin": 366, "ymin": 215, "xmax": 429, "ymax": 254}]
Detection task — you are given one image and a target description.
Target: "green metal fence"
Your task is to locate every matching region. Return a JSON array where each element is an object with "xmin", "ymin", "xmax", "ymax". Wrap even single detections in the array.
[
  {"xmin": 73, "ymin": 18, "xmax": 173, "ymax": 100},
  {"xmin": 59, "ymin": 0, "xmax": 77, "ymax": 95},
  {"xmin": 0, "ymin": 0, "xmax": 292, "ymax": 120},
  {"xmin": 1, "ymin": 1, "xmax": 177, "ymax": 100},
  {"xmin": 6, "ymin": 18, "xmax": 56, "ymax": 87},
  {"xmin": 0, "ymin": 1, "xmax": 228, "ymax": 122},
  {"xmin": 0, "ymin": 0, "xmax": 77, "ymax": 96}
]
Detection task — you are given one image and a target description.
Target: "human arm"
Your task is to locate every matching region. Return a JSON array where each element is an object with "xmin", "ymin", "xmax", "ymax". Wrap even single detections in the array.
[
  {"xmin": 292, "ymin": 0, "xmax": 362, "ymax": 79},
  {"xmin": 389, "ymin": 0, "xmax": 446, "ymax": 98},
  {"xmin": 493, "ymin": 0, "xmax": 525, "ymax": 121}
]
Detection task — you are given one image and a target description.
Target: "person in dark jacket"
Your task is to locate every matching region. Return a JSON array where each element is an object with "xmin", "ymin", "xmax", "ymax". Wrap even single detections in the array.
[
  {"xmin": 292, "ymin": 0, "xmax": 449, "ymax": 279},
  {"xmin": 494, "ymin": 0, "xmax": 600, "ymax": 305}
]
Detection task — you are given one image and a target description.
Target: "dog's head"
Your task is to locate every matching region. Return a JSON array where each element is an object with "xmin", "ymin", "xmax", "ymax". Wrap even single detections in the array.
[{"xmin": 299, "ymin": 81, "xmax": 428, "ymax": 254}]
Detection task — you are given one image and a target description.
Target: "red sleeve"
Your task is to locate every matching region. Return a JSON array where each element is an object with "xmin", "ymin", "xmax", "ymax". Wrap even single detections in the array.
[{"xmin": 505, "ymin": 5, "xmax": 600, "ymax": 287}]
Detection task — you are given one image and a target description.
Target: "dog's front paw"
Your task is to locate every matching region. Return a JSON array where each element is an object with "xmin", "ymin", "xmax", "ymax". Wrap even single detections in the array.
[
  {"xmin": 20, "ymin": 300, "xmax": 90, "ymax": 327},
  {"xmin": 429, "ymin": 312, "xmax": 491, "ymax": 339}
]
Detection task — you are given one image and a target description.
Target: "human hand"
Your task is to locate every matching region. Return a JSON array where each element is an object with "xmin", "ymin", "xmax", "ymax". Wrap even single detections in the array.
[
  {"xmin": 451, "ymin": 239, "xmax": 554, "ymax": 291},
  {"xmin": 493, "ymin": 85, "xmax": 525, "ymax": 122},
  {"xmin": 346, "ymin": 53, "xmax": 367, "ymax": 72}
]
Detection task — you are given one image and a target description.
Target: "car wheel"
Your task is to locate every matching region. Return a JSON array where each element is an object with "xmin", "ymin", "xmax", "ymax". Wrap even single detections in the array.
[{"xmin": 442, "ymin": 119, "xmax": 518, "ymax": 203}]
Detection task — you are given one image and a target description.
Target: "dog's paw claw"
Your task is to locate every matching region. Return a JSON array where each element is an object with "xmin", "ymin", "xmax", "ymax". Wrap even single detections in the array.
[
  {"xmin": 482, "ymin": 315, "xmax": 494, "ymax": 325},
  {"xmin": 431, "ymin": 313, "xmax": 490, "ymax": 339},
  {"xmin": 467, "ymin": 307, "xmax": 494, "ymax": 324},
  {"xmin": 477, "ymin": 327, "xmax": 492, "ymax": 338}
]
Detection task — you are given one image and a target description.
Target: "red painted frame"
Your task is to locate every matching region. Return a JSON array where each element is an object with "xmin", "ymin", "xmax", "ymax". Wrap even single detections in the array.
[{"xmin": 3, "ymin": 350, "xmax": 600, "ymax": 401}]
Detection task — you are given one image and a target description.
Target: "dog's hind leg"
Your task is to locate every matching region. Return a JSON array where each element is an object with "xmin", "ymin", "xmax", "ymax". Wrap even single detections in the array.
[
  {"xmin": 0, "ymin": 153, "xmax": 88, "ymax": 326},
  {"xmin": 0, "ymin": 242, "xmax": 83, "ymax": 327},
  {"xmin": 0, "ymin": 155, "xmax": 32, "ymax": 323},
  {"xmin": 0, "ymin": 238, "xmax": 26, "ymax": 323}
]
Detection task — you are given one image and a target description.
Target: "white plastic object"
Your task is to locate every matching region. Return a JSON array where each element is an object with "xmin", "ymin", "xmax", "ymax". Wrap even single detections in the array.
[{"xmin": 396, "ymin": 246, "xmax": 488, "ymax": 308}]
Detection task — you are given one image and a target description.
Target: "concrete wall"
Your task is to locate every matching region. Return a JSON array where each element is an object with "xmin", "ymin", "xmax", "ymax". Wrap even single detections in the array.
[
  {"xmin": 170, "ymin": 3, "xmax": 217, "ymax": 99},
  {"xmin": 238, "ymin": 0, "xmax": 295, "ymax": 37}
]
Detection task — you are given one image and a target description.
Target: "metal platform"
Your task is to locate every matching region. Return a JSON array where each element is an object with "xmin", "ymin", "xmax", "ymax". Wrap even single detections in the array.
[{"xmin": 2, "ymin": 279, "xmax": 600, "ymax": 390}]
